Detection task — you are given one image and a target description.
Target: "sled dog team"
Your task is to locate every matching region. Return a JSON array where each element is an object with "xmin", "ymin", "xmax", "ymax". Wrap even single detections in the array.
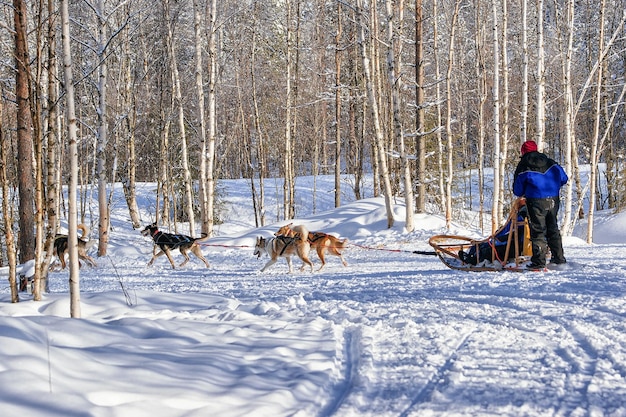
[
  {"xmin": 138, "ymin": 222, "xmax": 348, "ymax": 272},
  {"xmin": 49, "ymin": 221, "xmax": 349, "ymax": 273}
]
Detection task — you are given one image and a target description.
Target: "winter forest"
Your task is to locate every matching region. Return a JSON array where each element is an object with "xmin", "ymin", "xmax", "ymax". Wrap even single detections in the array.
[{"xmin": 1, "ymin": 0, "xmax": 625, "ymax": 303}]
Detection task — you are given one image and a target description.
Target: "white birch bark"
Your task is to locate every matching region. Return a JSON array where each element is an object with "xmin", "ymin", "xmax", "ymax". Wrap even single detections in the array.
[
  {"xmin": 444, "ymin": 0, "xmax": 462, "ymax": 228},
  {"xmin": 356, "ymin": 0, "xmax": 394, "ymax": 228},
  {"xmin": 520, "ymin": 0, "xmax": 529, "ymax": 144},
  {"xmin": 491, "ymin": 0, "xmax": 501, "ymax": 232},
  {"xmin": 587, "ymin": 0, "xmax": 606, "ymax": 244},
  {"xmin": 561, "ymin": 0, "xmax": 575, "ymax": 236},
  {"xmin": 193, "ymin": 0, "xmax": 209, "ymax": 234},
  {"xmin": 61, "ymin": 0, "xmax": 81, "ymax": 318},
  {"xmin": 284, "ymin": 0, "xmax": 294, "ymax": 220},
  {"xmin": 386, "ymin": 0, "xmax": 414, "ymax": 231},
  {"xmin": 499, "ymin": 0, "xmax": 510, "ymax": 221},
  {"xmin": 205, "ymin": 0, "xmax": 218, "ymax": 235},
  {"xmin": 164, "ymin": 0, "xmax": 195, "ymax": 234},
  {"xmin": 96, "ymin": 0, "xmax": 109, "ymax": 257},
  {"xmin": 535, "ymin": 0, "xmax": 545, "ymax": 148}
]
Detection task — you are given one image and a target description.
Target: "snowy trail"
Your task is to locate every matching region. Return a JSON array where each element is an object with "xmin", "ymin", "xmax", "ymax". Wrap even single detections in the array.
[
  {"xmin": 63, "ymin": 239, "xmax": 626, "ymax": 417},
  {"xmin": 2, "ymin": 179, "xmax": 626, "ymax": 416}
]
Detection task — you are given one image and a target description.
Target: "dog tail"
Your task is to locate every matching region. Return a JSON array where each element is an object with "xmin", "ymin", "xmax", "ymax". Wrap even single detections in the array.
[
  {"xmin": 77, "ymin": 224, "xmax": 90, "ymax": 238},
  {"xmin": 291, "ymin": 225, "xmax": 309, "ymax": 244},
  {"xmin": 194, "ymin": 233, "xmax": 210, "ymax": 243}
]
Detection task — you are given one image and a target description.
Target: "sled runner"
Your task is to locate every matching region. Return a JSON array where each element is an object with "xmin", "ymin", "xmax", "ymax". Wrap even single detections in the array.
[{"xmin": 428, "ymin": 198, "xmax": 535, "ymax": 272}]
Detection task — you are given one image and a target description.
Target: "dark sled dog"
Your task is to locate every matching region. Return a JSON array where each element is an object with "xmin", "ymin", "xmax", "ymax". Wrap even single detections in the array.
[
  {"xmin": 275, "ymin": 223, "xmax": 348, "ymax": 271},
  {"xmin": 141, "ymin": 223, "xmax": 210, "ymax": 269},
  {"xmin": 52, "ymin": 224, "xmax": 98, "ymax": 270},
  {"xmin": 254, "ymin": 226, "xmax": 313, "ymax": 273}
]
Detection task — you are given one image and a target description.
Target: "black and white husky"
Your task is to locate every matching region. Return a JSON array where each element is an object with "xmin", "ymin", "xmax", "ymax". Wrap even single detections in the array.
[{"xmin": 141, "ymin": 223, "xmax": 210, "ymax": 269}]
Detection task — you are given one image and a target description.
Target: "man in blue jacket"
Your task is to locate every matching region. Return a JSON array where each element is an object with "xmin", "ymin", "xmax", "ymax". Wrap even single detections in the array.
[{"xmin": 513, "ymin": 140, "xmax": 568, "ymax": 269}]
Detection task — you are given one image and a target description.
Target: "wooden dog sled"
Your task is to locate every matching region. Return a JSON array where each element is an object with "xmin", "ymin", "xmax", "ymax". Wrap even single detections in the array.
[{"xmin": 428, "ymin": 198, "xmax": 534, "ymax": 272}]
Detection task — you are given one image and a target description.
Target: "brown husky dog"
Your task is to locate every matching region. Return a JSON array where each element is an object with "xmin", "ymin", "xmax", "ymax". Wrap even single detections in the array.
[
  {"xmin": 254, "ymin": 224, "xmax": 313, "ymax": 273},
  {"xmin": 275, "ymin": 223, "xmax": 348, "ymax": 271}
]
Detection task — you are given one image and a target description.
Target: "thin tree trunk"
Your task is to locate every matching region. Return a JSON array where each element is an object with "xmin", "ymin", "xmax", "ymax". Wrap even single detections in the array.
[
  {"xmin": 96, "ymin": 0, "xmax": 110, "ymax": 257},
  {"xmin": 334, "ymin": 1, "xmax": 342, "ymax": 208},
  {"xmin": 587, "ymin": 0, "xmax": 605, "ymax": 244},
  {"xmin": 284, "ymin": 0, "xmax": 295, "ymax": 220},
  {"xmin": 491, "ymin": 0, "xmax": 501, "ymax": 233},
  {"xmin": 250, "ymin": 6, "xmax": 266, "ymax": 226},
  {"xmin": 386, "ymin": 0, "xmax": 413, "ymax": 231},
  {"xmin": 0, "ymin": 90, "xmax": 19, "ymax": 303},
  {"xmin": 164, "ymin": 0, "xmax": 195, "ymax": 234},
  {"xmin": 415, "ymin": 0, "xmax": 426, "ymax": 213},
  {"xmin": 561, "ymin": 0, "xmax": 575, "ymax": 236},
  {"xmin": 520, "ymin": 0, "xmax": 529, "ymax": 144},
  {"xmin": 444, "ymin": 0, "xmax": 462, "ymax": 228},
  {"xmin": 194, "ymin": 0, "xmax": 209, "ymax": 235},
  {"xmin": 61, "ymin": 0, "xmax": 81, "ymax": 318},
  {"xmin": 434, "ymin": 0, "xmax": 445, "ymax": 218},
  {"xmin": 499, "ymin": 0, "xmax": 510, "ymax": 220},
  {"xmin": 205, "ymin": 0, "xmax": 218, "ymax": 236},
  {"xmin": 119, "ymin": 19, "xmax": 141, "ymax": 230},
  {"xmin": 42, "ymin": 0, "xmax": 60, "ymax": 287},
  {"xmin": 535, "ymin": 0, "xmax": 545, "ymax": 148},
  {"xmin": 474, "ymin": 0, "xmax": 487, "ymax": 232},
  {"xmin": 356, "ymin": 0, "xmax": 394, "ymax": 228}
]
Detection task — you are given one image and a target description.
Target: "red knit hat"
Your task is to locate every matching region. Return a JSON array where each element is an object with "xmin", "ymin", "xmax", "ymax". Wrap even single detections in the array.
[{"xmin": 521, "ymin": 140, "xmax": 538, "ymax": 155}]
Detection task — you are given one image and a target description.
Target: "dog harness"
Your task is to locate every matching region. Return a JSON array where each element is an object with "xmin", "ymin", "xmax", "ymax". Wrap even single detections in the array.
[
  {"xmin": 275, "ymin": 235, "xmax": 297, "ymax": 256},
  {"xmin": 151, "ymin": 230, "xmax": 193, "ymax": 249}
]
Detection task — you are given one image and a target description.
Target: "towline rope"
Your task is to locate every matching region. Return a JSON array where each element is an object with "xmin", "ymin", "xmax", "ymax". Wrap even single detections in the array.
[{"xmin": 197, "ymin": 240, "xmax": 436, "ymax": 255}]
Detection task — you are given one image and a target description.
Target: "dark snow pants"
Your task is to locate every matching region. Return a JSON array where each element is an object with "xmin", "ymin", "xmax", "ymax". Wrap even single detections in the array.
[{"xmin": 526, "ymin": 196, "xmax": 566, "ymax": 266}]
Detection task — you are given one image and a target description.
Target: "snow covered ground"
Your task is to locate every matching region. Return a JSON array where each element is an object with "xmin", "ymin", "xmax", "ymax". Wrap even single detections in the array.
[{"xmin": 1, "ymin": 176, "xmax": 626, "ymax": 417}]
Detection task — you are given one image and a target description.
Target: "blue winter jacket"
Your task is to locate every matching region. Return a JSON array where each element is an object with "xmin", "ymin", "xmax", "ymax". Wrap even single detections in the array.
[{"xmin": 513, "ymin": 151, "xmax": 568, "ymax": 199}]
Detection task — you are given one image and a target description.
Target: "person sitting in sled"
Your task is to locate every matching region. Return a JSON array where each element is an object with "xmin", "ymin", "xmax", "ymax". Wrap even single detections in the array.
[
  {"xmin": 513, "ymin": 140, "xmax": 568, "ymax": 270},
  {"xmin": 458, "ymin": 204, "xmax": 528, "ymax": 266}
]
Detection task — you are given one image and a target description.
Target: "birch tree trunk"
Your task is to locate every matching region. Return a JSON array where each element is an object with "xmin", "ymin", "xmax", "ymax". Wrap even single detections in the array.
[
  {"xmin": 164, "ymin": 0, "xmax": 195, "ymax": 234},
  {"xmin": 119, "ymin": 17, "xmax": 141, "ymax": 230},
  {"xmin": 491, "ymin": 0, "xmax": 501, "ymax": 232},
  {"xmin": 535, "ymin": 0, "xmax": 546, "ymax": 148},
  {"xmin": 474, "ymin": 0, "xmax": 487, "ymax": 232},
  {"xmin": 251, "ymin": 6, "xmax": 266, "ymax": 226},
  {"xmin": 587, "ymin": 0, "xmax": 605, "ymax": 244},
  {"xmin": 356, "ymin": 0, "xmax": 394, "ymax": 228},
  {"xmin": 96, "ymin": 0, "xmax": 110, "ymax": 256},
  {"xmin": 334, "ymin": 1, "xmax": 342, "ymax": 208},
  {"xmin": 415, "ymin": 0, "xmax": 426, "ymax": 213},
  {"xmin": 386, "ymin": 0, "xmax": 414, "ymax": 231},
  {"xmin": 43, "ymin": 0, "xmax": 61, "ymax": 278},
  {"xmin": 434, "ymin": 0, "xmax": 445, "ymax": 218},
  {"xmin": 499, "ymin": 0, "xmax": 510, "ymax": 221},
  {"xmin": 520, "ymin": 0, "xmax": 529, "ymax": 144},
  {"xmin": 204, "ymin": 0, "xmax": 218, "ymax": 236},
  {"xmin": 444, "ymin": 0, "xmax": 462, "ymax": 228},
  {"xmin": 0, "ymin": 91, "xmax": 19, "ymax": 302},
  {"xmin": 61, "ymin": 0, "xmax": 81, "ymax": 318},
  {"xmin": 284, "ymin": 0, "xmax": 295, "ymax": 220},
  {"xmin": 561, "ymin": 0, "xmax": 575, "ymax": 236},
  {"xmin": 194, "ymin": 0, "xmax": 210, "ymax": 235}
]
